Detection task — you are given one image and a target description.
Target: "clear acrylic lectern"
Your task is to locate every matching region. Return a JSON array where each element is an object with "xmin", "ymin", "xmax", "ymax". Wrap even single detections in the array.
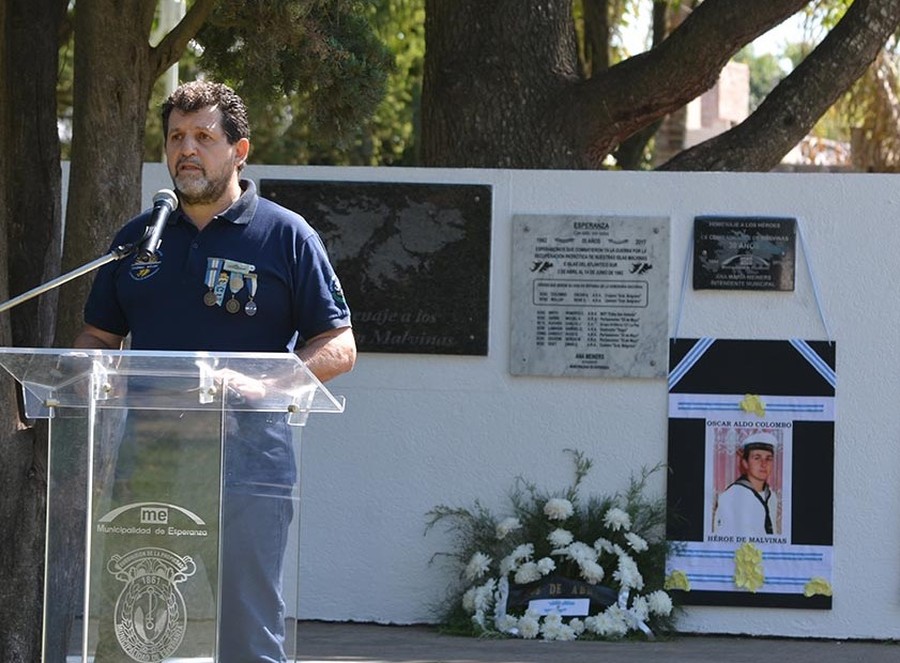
[{"xmin": 0, "ymin": 348, "xmax": 344, "ymax": 663}]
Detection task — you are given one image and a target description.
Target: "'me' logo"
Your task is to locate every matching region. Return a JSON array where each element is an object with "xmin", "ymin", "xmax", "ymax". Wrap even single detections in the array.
[{"xmin": 140, "ymin": 506, "xmax": 169, "ymax": 525}]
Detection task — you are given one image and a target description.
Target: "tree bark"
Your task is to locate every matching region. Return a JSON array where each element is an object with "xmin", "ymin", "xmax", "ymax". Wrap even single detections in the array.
[
  {"xmin": 661, "ymin": 0, "xmax": 900, "ymax": 171},
  {"xmin": 582, "ymin": 0, "xmax": 610, "ymax": 75},
  {"xmin": 423, "ymin": 0, "xmax": 882, "ymax": 170},
  {"xmin": 56, "ymin": 0, "xmax": 215, "ymax": 348},
  {"xmin": 0, "ymin": 1, "xmax": 66, "ymax": 661},
  {"xmin": 422, "ymin": 0, "xmax": 581, "ymax": 168}
]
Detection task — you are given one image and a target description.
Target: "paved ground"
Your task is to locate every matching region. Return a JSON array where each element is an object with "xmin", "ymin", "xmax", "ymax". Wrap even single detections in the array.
[{"xmin": 295, "ymin": 621, "xmax": 900, "ymax": 663}]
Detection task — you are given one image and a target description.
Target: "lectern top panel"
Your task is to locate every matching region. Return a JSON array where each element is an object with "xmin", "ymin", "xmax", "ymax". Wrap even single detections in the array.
[{"xmin": 0, "ymin": 348, "xmax": 344, "ymax": 418}]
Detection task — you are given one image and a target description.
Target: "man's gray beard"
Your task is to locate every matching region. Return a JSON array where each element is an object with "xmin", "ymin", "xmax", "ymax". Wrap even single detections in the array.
[{"xmin": 174, "ymin": 172, "xmax": 230, "ymax": 206}]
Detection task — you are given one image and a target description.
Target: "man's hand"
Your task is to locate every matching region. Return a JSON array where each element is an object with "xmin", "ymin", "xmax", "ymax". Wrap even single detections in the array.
[{"xmin": 214, "ymin": 367, "xmax": 267, "ymax": 400}]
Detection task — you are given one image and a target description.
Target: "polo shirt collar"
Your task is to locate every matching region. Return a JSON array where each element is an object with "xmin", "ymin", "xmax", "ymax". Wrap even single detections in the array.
[{"xmin": 216, "ymin": 179, "xmax": 259, "ymax": 225}]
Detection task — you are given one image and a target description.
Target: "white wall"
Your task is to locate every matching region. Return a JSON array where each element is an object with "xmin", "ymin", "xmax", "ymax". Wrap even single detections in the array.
[{"xmin": 131, "ymin": 164, "xmax": 900, "ymax": 639}]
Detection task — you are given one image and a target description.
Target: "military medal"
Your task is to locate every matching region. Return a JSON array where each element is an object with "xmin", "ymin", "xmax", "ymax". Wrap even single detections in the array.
[
  {"xmin": 204, "ymin": 258, "xmax": 225, "ymax": 307},
  {"xmin": 205, "ymin": 258, "xmax": 256, "ymax": 312},
  {"xmin": 244, "ymin": 274, "xmax": 258, "ymax": 316},
  {"xmin": 225, "ymin": 270, "xmax": 244, "ymax": 313}
]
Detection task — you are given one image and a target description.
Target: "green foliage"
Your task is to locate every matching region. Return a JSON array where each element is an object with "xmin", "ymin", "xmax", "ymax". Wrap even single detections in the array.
[
  {"xmin": 734, "ymin": 46, "xmax": 787, "ymax": 112},
  {"xmin": 182, "ymin": 0, "xmax": 423, "ymax": 166},
  {"xmin": 194, "ymin": 0, "xmax": 391, "ymax": 149},
  {"xmin": 425, "ymin": 450, "xmax": 675, "ymax": 640},
  {"xmin": 361, "ymin": 0, "xmax": 425, "ymax": 165}
]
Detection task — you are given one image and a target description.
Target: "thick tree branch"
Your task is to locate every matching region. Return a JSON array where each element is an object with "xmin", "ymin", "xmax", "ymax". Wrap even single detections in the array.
[
  {"xmin": 661, "ymin": 0, "xmax": 900, "ymax": 171},
  {"xmin": 149, "ymin": 0, "xmax": 216, "ymax": 79},
  {"xmin": 563, "ymin": 0, "xmax": 810, "ymax": 163}
]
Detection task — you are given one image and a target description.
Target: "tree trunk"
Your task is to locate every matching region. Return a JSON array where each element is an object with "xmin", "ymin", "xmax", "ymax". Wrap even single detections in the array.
[
  {"xmin": 422, "ymin": 0, "xmax": 582, "ymax": 168},
  {"xmin": 582, "ymin": 0, "xmax": 610, "ymax": 76},
  {"xmin": 56, "ymin": 0, "xmax": 214, "ymax": 347},
  {"xmin": 0, "ymin": 0, "xmax": 66, "ymax": 660},
  {"xmin": 54, "ymin": 0, "xmax": 159, "ymax": 349}
]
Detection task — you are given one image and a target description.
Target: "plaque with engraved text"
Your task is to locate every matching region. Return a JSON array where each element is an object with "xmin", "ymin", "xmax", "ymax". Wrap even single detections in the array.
[
  {"xmin": 693, "ymin": 216, "xmax": 796, "ymax": 291},
  {"xmin": 510, "ymin": 215, "xmax": 669, "ymax": 378}
]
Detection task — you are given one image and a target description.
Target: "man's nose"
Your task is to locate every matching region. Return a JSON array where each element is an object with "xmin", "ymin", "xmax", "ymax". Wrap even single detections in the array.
[{"xmin": 179, "ymin": 136, "xmax": 198, "ymax": 155}]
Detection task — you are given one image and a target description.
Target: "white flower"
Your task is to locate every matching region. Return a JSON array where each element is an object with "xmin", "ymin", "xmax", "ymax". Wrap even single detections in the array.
[
  {"xmin": 496, "ymin": 517, "xmax": 522, "ymax": 540},
  {"xmin": 540, "ymin": 613, "xmax": 577, "ymax": 641},
  {"xmin": 604, "ymin": 606, "xmax": 631, "ymax": 637},
  {"xmin": 613, "ymin": 553, "xmax": 644, "ymax": 591},
  {"xmin": 630, "ymin": 595, "xmax": 650, "ymax": 622},
  {"xmin": 603, "ymin": 507, "xmax": 632, "ymax": 531},
  {"xmin": 544, "ymin": 498, "xmax": 574, "ymax": 520},
  {"xmin": 554, "ymin": 623, "xmax": 577, "ymax": 641},
  {"xmin": 569, "ymin": 618, "xmax": 586, "ymax": 635},
  {"xmin": 464, "ymin": 552, "xmax": 492, "ymax": 582},
  {"xmin": 463, "ymin": 578, "xmax": 496, "ymax": 616},
  {"xmin": 514, "ymin": 561, "xmax": 542, "ymax": 585},
  {"xmin": 593, "ymin": 537, "xmax": 614, "ymax": 554},
  {"xmin": 500, "ymin": 543, "xmax": 534, "ymax": 576},
  {"xmin": 585, "ymin": 608, "xmax": 629, "ymax": 637},
  {"xmin": 543, "ymin": 612, "xmax": 563, "ymax": 628},
  {"xmin": 624, "ymin": 532, "xmax": 649, "ymax": 553},
  {"xmin": 647, "ymin": 590, "xmax": 673, "ymax": 616},
  {"xmin": 536, "ymin": 557, "xmax": 556, "ymax": 575},
  {"xmin": 548, "ymin": 528, "xmax": 574, "ymax": 547},
  {"xmin": 511, "ymin": 543, "xmax": 534, "ymax": 563},
  {"xmin": 517, "ymin": 613, "xmax": 540, "ymax": 639},
  {"xmin": 579, "ymin": 559, "xmax": 605, "ymax": 584},
  {"xmin": 565, "ymin": 541, "xmax": 598, "ymax": 565},
  {"xmin": 495, "ymin": 613, "xmax": 519, "ymax": 633}
]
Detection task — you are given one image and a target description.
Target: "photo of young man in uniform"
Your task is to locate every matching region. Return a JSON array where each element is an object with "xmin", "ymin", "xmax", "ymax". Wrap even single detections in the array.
[{"xmin": 713, "ymin": 431, "xmax": 781, "ymax": 537}]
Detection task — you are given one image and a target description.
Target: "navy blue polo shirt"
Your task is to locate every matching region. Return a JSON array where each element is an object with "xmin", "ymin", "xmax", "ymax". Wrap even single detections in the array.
[
  {"xmin": 85, "ymin": 179, "xmax": 350, "ymax": 352},
  {"xmin": 85, "ymin": 180, "xmax": 351, "ymax": 492}
]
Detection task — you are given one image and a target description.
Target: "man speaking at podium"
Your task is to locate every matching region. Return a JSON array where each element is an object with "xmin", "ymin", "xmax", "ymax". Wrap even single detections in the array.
[{"xmin": 75, "ymin": 80, "xmax": 356, "ymax": 662}]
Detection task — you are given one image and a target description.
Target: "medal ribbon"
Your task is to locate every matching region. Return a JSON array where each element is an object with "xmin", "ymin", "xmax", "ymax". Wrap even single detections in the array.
[{"xmin": 206, "ymin": 258, "xmax": 226, "ymax": 306}]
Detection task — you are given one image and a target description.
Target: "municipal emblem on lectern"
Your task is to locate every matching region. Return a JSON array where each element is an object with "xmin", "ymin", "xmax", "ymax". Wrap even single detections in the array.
[{"xmin": 107, "ymin": 547, "xmax": 197, "ymax": 662}]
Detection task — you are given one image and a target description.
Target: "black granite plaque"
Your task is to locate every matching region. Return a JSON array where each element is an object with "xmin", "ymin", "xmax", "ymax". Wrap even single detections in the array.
[
  {"xmin": 693, "ymin": 216, "xmax": 796, "ymax": 291},
  {"xmin": 260, "ymin": 180, "xmax": 492, "ymax": 355}
]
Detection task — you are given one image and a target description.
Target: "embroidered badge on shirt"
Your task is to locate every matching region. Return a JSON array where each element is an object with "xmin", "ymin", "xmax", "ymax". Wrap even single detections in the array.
[
  {"xmin": 129, "ymin": 253, "xmax": 163, "ymax": 281},
  {"xmin": 330, "ymin": 275, "xmax": 347, "ymax": 310}
]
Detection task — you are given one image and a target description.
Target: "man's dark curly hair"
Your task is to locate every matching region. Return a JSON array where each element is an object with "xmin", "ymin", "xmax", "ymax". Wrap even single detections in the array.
[{"xmin": 161, "ymin": 81, "xmax": 250, "ymax": 145}]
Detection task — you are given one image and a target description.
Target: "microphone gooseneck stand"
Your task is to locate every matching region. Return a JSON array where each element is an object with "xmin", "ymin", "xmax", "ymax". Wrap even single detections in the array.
[
  {"xmin": 0, "ymin": 242, "xmax": 146, "ymax": 314},
  {"xmin": 0, "ymin": 188, "xmax": 176, "ymax": 314}
]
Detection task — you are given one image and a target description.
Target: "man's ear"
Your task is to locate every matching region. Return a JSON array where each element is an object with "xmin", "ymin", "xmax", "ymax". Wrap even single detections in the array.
[{"xmin": 235, "ymin": 137, "xmax": 250, "ymax": 166}]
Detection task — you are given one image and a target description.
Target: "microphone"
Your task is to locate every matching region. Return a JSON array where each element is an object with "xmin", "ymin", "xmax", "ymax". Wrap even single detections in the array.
[{"xmin": 136, "ymin": 189, "xmax": 179, "ymax": 262}]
